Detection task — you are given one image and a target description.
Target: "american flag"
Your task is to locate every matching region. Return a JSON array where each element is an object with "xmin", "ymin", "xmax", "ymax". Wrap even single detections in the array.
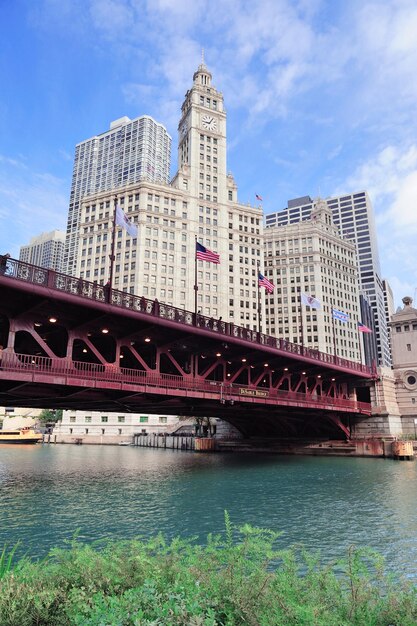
[
  {"xmin": 258, "ymin": 272, "xmax": 274, "ymax": 293},
  {"xmin": 196, "ymin": 241, "xmax": 220, "ymax": 264},
  {"xmin": 358, "ymin": 321, "xmax": 373, "ymax": 333},
  {"xmin": 256, "ymin": 194, "xmax": 263, "ymax": 202}
]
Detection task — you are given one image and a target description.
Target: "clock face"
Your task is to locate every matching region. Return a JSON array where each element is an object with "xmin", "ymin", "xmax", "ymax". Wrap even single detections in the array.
[{"xmin": 201, "ymin": 115, "xmax": 217, "ymax": 131}]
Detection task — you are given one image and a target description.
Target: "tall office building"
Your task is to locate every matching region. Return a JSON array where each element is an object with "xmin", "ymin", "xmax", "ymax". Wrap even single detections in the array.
[
  {"xmin": 19, "ymin": 230, "xmax": 65, "ymax": 272},
  {"xmin": 75, "ymin": 62, "xmax": 263, "ymax": 327},
  {"xmin": 383, "ymin": 279, "xmax": 395, "ymax": 324},
  {"xmin": 266, "ymin": 192, "xmax": 390, "ymax": 366},
  {"xmin": 383, "ymin": 279, "xmax": 395, "ymax": 361},
  {"xmin": 64, "ymin": 115, "xmax": 172, "ymax": 276},
  {"xmin": 264, "ymin": 198, "xmax": 361, "ymax": 360}
]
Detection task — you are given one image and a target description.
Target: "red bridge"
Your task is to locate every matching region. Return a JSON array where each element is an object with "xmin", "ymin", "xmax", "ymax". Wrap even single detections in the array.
[{"xmin": 0, "ymin": 258, "xmax": 375, "ymax": 439}]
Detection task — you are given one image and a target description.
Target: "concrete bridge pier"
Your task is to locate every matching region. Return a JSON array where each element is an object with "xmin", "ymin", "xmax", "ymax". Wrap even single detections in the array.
[{"xmin": 353, "ymin": 367, "xmax": 402, "ymax": 438}]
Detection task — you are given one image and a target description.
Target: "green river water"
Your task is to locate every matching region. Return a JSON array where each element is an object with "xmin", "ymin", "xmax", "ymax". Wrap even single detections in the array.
[{"xmin": 0, "ymin": 444, "xmax": 416, "ymax": 579}]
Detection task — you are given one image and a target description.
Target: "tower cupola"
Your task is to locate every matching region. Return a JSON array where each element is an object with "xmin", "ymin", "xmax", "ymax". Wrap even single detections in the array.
[
  {"xmin": 311, "ymin": 197, "xmax": 333, "ymax": 226},
  {"xmin": 193, "ymin": 53, "xmax": 212, "ymax": 87}
]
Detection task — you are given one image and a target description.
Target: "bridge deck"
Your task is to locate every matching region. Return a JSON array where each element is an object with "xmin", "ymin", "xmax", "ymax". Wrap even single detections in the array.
[
  {"xmin": 0, "ymin": 259, "xmax": 374, "ymax": 438},
  {"xmin": 0, "ymin": 352, "xmax": 371, "ymax": 417},
  {"xmin": 0, "ymin": 258, "xmax": 374, "ymax": 380}
]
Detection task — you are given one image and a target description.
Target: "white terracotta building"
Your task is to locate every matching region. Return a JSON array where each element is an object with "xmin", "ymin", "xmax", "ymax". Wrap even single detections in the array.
[
  {"xmin": 264, "ymin": 198, "xmax": 361, "ymax": 361},
  {"xmin": 54, "ymin": 410, "xmax": 181, "ymax": 444},
  {"xmin": 74, "ymin": 62, "xmax": 264, "ymax": 327}
]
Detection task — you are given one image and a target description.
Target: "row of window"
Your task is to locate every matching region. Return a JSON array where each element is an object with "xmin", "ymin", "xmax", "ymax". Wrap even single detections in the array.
[
  {"xmin": 69, "ymin": 416, "xmax": 168, "ymax": 423},
  {"xmin": 395, "ymin": 325, "xmax": 417, "ymax": 332}
]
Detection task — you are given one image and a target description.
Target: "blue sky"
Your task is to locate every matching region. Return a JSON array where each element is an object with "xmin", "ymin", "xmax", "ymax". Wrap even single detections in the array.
[{"xmin": 1, "ymin": 0, "xmax": 416, "ymax": 308}]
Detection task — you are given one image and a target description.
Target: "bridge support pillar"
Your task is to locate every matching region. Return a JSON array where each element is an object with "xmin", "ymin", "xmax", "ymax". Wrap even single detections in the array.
[
  {"xmin": 353, "ymin": 368, "xmax": 402, "ymax": 437},
  {"xmin": 352, "ymin": 413, "xmax": 403, "ymax": 438}
]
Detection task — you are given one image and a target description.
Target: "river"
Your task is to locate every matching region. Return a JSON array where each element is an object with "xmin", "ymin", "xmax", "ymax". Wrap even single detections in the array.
[{"xmin": 0, "ymin": 444, "xmax": 416, "ymax": 579}]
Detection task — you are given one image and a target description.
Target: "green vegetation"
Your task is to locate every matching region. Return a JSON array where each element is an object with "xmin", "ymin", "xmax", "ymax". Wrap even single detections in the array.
[
  {"xmin": 38, "ymin": 409, "xmax": 63, "ymax": 423},
  {"xmin": 0, "ymin": 514, "xmax": 415, "ymax": 625}
]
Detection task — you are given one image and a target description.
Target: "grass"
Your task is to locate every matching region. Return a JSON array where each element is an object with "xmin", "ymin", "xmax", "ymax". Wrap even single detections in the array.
[{"xmin": 0, "ymin": 513, "xmax": 415, "ymax": 625}]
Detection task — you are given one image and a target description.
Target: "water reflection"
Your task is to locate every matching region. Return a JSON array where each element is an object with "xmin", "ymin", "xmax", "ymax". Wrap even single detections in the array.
[{"xmin": 0, "ymin": 445, "xmax": 416, "ymax": 579}]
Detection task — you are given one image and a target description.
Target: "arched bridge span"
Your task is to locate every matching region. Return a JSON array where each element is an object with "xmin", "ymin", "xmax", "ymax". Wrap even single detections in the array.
[{"xmin": 0, "ymin": 259, "xmax": 375, "ymax": 438}]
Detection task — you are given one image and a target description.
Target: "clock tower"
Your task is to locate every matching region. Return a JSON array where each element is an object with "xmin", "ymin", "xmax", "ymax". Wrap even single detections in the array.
[
  {"xmin": 176, "ymin": 61, "xmax": 227, "ymax": 203},
  {"xmin": 170, "ymin": 60, "xmax": 263, "ymax": 329}
]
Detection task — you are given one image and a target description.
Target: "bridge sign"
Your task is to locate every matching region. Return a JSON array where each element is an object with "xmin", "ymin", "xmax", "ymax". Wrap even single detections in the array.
[{"xmin": 239, "ymin": 388, "xmax": 269, "ymax": 398}]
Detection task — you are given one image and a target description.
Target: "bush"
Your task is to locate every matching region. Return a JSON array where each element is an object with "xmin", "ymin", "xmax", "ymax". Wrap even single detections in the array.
[{"xmin": 0, "ymin": 514, "xmax": 415, "ymax": 625}]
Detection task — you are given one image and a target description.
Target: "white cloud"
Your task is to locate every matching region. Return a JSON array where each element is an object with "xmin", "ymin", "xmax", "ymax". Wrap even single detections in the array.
[
  {"xmin": 26, "ymin": 0, "xmax": 417, "ymax": 147},
  {"xmin": 338, "ymin": 144, "xmax": 417, "ymax": 223},
  {"xmin": 0, "ymin": 155, "xmax": 27, "ymax": 168},
  {"xmin": 387, "ymin": 276, "xmax": 416, "ymax": 308},
  {"xmin": 90, "ymin": 0, "xmax": 134, "ymax": 35},
  {"xmin": 0, "ymin": 161, "xmax": 67, "ymax": 258},
  {"xmin": 335, "ymin": 142, "xmax": 417, "ymax": 305}
]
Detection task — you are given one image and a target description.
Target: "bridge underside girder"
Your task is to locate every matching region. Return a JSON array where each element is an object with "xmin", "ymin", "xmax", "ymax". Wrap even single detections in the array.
[{"xmin": 0, "ymin": 377, "xmax": 355, "ymax": 439}]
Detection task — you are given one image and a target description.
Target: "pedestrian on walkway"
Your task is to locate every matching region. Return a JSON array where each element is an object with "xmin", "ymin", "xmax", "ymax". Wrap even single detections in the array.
[
  {"xmin": 0, "ymin": 253, "xmax": 10, "ymax": 275},
  {"xmin": 104, "ymin": 280, "xmax": 111, "ymax": 303}
]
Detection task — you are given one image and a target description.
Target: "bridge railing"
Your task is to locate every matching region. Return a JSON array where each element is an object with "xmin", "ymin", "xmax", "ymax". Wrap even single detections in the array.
[
  {"xmin": 1, "ymin": 257, "xmax": 373, "ymax": 377},
  {"xmin": 1, "ymin": 353, "xmax": 372, "ymax": 415}
]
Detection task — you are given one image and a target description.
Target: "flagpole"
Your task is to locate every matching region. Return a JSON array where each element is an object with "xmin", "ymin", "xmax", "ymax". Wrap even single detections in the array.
[
  {"xmin": 298, "ymin": 287, "xmax": 305, "ymax": 353},
  {"xmin": 358, "ymin": 327, "xmax": 363, "ymax": 364},
  {"xmin": 108, "ymin": 195, "xmax": 118, "ymax": 290},
  {"xmin": 331, "ymin": 307, "xmax": 337, "ymax": 357},
  {"xmin": 257, "ymin": 261, "xmax": 261, "ymax": 335},
  {"xmin": 194, "ymin": 235, "xmax": 198, "ymax": 324}
]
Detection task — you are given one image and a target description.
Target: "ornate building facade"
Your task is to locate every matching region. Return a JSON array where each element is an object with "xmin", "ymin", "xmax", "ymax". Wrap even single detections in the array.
[
  {"xmin": 265, "ymin": 192, "xmax": 390, "ymax": 367},
  {"xmin": 75, "ymin": 63, "xmax": 264, "ymax": 327},
  {"xmin": 264, "ymin": 198, "xmax": 361, "ymax": 361},
  {"xmin": 389, "ymin": 296, "xmax": 417, "ymax": 435}
]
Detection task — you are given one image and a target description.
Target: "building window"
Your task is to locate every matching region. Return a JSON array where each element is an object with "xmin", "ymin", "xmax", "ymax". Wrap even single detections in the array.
[
  {"xmin": 101, "ymin": 428, "xmax": 105, "ymax": 434},
  {"xmin": 140, "ymin": 416, "xmax": 148, "ymax": 423},
  {"xmin": 407, "ymin": 344, "xmax": 411, "ymax": 351},
  {"xmin": 70, "ymin": 416, "xmax": 76, "ymax": 423},
  {"xmin": 118, "ymin": 416, "xmax": 125, "ymax": 423},
  {"xmin": 85, "ymin": 416, "xmax": 92, "ymax": 423},
  {"xmin": 159, "ymin": 416, "xmax": 167, "ymax": 423}
]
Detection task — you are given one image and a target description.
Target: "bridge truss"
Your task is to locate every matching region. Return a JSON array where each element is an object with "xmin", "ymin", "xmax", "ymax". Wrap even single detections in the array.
[{"xmin": 0, "ymin": 259, "xmax": 375, "ymax": 438}]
